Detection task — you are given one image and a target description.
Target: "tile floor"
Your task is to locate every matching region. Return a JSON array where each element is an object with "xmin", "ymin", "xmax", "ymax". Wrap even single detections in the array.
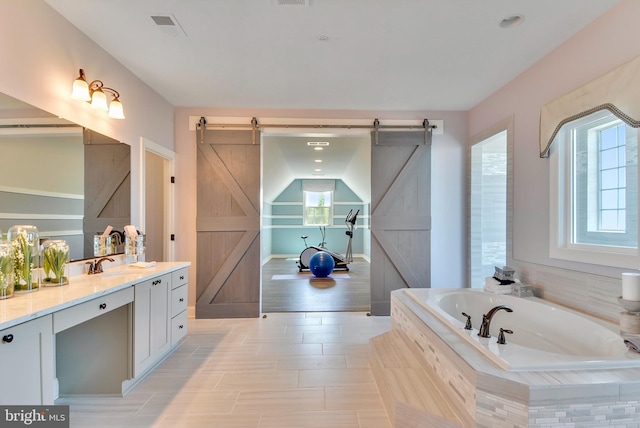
[{"xmin": 58, "ymin": 312, "xmax": 392, "ymax": 428}]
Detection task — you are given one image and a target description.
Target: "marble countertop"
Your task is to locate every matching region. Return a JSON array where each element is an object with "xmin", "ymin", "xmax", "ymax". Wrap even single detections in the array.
[{"xmin": 0, "ymin": 261, "xmax": 190, "ymax": 331}]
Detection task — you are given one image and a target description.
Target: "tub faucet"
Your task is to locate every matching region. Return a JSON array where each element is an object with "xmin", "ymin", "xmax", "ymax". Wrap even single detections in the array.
[{"xmin": 477, "ymin": 305, "xmax": 513, "ymax": 338}]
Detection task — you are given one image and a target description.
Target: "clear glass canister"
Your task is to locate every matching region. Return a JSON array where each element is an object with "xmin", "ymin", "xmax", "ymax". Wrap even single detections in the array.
[
  {"xmin": 93, "ymin": 234, "xmax": 112, "ymax": 257},
  {"xmin": 125, "ymin": 234, "xmax": 145, "ymax": 264},
  {"xmin": 42, "ymin": 239, "xmax": 70, "ymax": 286},
  {"xmin": 7, "ymin": 225, "xmax": 39, "ymax": 293},
  {"xmin": 0, "ymin": 241, "xmax": 14, "ymax": 299}
]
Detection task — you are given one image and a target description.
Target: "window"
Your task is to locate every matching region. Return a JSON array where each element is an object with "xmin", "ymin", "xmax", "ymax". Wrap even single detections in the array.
[
  {"xmin": 470, "ymin": 130, "xmax": 507, "ymax": 288},
  {"xmin": 303, "ymin": 190, "xmax": 332, "ymax": 226},
  {"xmin": 550, "ymin": 110, "xmax": 638, "ymax": 267}
]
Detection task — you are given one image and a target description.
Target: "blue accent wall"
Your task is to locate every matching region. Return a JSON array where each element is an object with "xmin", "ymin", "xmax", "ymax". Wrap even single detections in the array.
[{"xmin": 269, "ymin": 179, "xmax": 366, "ymax": 256}]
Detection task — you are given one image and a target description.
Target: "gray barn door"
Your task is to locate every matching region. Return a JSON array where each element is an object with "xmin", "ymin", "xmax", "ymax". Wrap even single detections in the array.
[
  {"xmin": 370, "ymin": 130, "xmax": 432, "ymax": 315},
  {"xmin": 196, "ymin": 129, "xmax": 261, "ymax": 318},
  {"xmin": 83, "ymin": 129, "xmax": 131, "ymax": 258}
]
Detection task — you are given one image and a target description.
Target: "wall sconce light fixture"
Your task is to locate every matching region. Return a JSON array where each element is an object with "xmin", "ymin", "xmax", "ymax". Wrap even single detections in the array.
[{"xmin": 70, "ymin": 69, "xmax": 125, "ymax": 119}]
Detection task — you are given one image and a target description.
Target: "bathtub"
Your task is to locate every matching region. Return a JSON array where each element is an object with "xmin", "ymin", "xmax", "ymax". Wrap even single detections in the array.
[{"xmin": 404, "ymin": 288, "xmax": 640, "ymax": 371}]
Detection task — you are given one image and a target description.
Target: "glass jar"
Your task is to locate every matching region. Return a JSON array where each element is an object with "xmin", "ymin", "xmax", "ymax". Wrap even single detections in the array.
[
  {"xmin": 7, "ymin": 225, "xmax": 39, "ymax": 293},
  {"xmin": 0, "ymin": 242, "xmax": 14, "ymax": 299},
  {"xmin": 93, "ymin": 234, "xmax": 112, "ymax": 257},
  {"xmin": 125, "ymin": 234, "xmax": 145, "ymax": 264},
  {"xmin": 42, "ymin": 240, "xmax": 70, "ymax": 286}
]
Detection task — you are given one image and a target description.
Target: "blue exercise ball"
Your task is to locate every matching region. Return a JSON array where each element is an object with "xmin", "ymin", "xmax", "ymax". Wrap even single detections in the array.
[{"xmin": 309, "ymin": 251, "xmax": 335, "ymax": 278}]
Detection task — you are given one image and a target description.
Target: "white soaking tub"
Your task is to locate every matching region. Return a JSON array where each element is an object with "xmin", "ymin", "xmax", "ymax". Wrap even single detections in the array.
[{"xmin": 404, "ymin": 288, "xmax": 640, "ymax": 371}]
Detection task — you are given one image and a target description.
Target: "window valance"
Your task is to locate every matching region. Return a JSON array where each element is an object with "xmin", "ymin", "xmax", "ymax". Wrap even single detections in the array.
[{"xmin": 540, "ymin": 55, "xmax": 640, "ymax": 158}]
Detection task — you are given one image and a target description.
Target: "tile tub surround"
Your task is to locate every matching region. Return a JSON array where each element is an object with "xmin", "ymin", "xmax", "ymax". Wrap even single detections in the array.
[
  {"xmin": 0, "ymin": 260, "xmax": 190, "ymax": 330},
  {"xmin": 374, "ymin": 290, "xmax": 640, "ymax": 427}
]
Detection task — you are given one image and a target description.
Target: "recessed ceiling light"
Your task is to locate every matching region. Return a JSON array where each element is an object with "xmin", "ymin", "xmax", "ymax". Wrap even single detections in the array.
[
  {"xmin": 314, "ymin": 147, "xmax": 323, "ymax": 151},
  {"xmin": 314, "ymin": 159, "xmax": 322, "ymax": 163},
  {"xmin": 315, "ymin": 168, "xmax": 322, "ymax": 172},
  {"xmin": 499, "ymin": 15, "xmax": 524, "ymax": 29}
]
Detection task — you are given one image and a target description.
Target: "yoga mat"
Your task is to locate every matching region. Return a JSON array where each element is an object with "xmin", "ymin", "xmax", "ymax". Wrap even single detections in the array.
[{"xmin": 272, "ymin": 273, "xmax": 350, "ymax": 280}]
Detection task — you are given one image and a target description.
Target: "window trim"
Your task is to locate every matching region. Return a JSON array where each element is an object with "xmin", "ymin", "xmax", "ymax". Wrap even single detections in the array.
[{"xmin": 550, "ymin": 112, "xmax": 639, "ymax": 269}]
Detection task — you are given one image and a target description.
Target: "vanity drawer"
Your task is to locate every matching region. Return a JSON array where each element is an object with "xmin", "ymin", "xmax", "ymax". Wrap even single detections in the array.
[
  {"xmin": 171, "ymin": 284, "xmax": 188, "ymax": 318},
  {"xmin": 171, "ymin": 268, "xmax": 188, "ymax": 289},
  {"xmin": 171, "ymin": 310, "xmax": 188, "ymax": 347},
  {"xmin": 53, "ymin": 287, "xmax": 134, "ymax": 334}
]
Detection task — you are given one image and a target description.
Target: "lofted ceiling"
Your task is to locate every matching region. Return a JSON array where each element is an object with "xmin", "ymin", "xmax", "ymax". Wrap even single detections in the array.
[{"xmin": 42, "ymin": 0, "xmax": 621, "ymax": 202}]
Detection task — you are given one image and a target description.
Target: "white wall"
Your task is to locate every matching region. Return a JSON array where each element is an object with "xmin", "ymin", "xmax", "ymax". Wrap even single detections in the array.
[
  {"xmin": 468, "ymin": 0, "xmax": 640, "ymax": 318},
  {"xmin": 0, "ymin": 0, "xmax": 174, "ymax": 229},
  {"xmin": 175, "ymin": 107, "xmax": 467, "ymax": 303}
]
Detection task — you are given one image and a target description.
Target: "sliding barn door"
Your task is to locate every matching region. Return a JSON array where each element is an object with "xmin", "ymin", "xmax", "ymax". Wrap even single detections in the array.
[
  {"xmin": 370, "ymin": 130, "xmax": 432, "ymax": 315},
  {"xmin": 196, "ymin": 129, "xmax": 261, "ymax": 318},
  {"xmin": 83, "ymin": 129, "xmax": 131, "ymax": 258}
]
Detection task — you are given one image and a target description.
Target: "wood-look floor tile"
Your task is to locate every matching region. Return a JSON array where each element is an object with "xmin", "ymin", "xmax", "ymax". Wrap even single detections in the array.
[
  {"xmin": 357, "ymin": 409, "xmax": 392, "ymax": 428},
  {"xmin": 137, "ymin": 391, "xmax": 239, "ymax": 415},
  {"xmin": 258, "ymin": 410, "xmax": 360, "ymax": 428},
  {"xmin": 157, "ymin": 413, "xmax": 261, "ymax": 428},
  {"xmin": 285, "ymin": 324, "xmax": 341, "ymax": 334},
  {"xmin": 68, "ymin": 414, "xmax": 163, "ymax": 428},
  {"xmin": 325, "ymin": 384, "xmax": 386, "ymax": 411},
  {"xmin": 133, "ymin": 371, "xmax": 224, "ymax": 393},
  {"xmin": 200, "ymin": 355, "xmax": 278, "ymax": 372},
  {"xmin": 298, "ymin": 368, "xmax": 376, "ymax": 388},
  {"xmin": 56, "ymin": 392, "xmax": 153, "ymax": 414},
  {"xmin": 276, "ymin": 354, "xmax": 347, "ymax": 370},
  {"xmin": 233, "ymin": 388, "xmax": 325, "ymax": 413},
  {"xmin": 322, "ymin": 342, "xmax": 371, "ymax": 356},
  {"xmin": 303, "ymin": 333, "xmax": 369, "ymax": 344},
  {"xmin": 215, "ymin": 370, "xmax": 300, "ymax": 391},
  {"xmin": 257, "ymin": 343, "xmax": 323, "ymax": 356},
  {"xmin": 346, "ymin": 353, "xmax": 372, "ymax": 368}
]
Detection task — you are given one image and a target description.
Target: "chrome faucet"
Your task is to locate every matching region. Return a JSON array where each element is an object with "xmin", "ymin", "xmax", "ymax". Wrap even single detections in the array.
[
  {"xmin": 477, "ymin": 305, "xmax": 513, "ymax": 338},
  {"xmin": 86, "ymin": 257, "xmax": 114, "ymax": 275}
]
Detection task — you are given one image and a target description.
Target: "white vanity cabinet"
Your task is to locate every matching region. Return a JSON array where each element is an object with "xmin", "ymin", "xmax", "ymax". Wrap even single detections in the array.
[
  {"xmin": 0, "ymin": 315, "xmax": 54, "ymax": 405},
  {"xmin": 170, "ymin": 268, "xmax": 188, "ymax": 346},
  {"xmin": 133, "ymin": 273, "xmax": 171, "ymax": 377}
]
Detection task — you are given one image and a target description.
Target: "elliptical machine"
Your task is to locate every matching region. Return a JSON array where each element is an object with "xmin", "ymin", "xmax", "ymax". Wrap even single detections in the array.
[{"xmin": 297, "ymin": 209, "xmax": 359, "ymax": 272}]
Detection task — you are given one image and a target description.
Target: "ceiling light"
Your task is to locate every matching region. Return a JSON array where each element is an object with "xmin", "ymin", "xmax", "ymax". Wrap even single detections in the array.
[
  {"xmin": 314, "ymin": 147, "xmax": 323, "ymax": 151},
  {"xmin": 314, "ymin": 159, "xmax": 322, "ymax": 163},
  {"xmin": 499, "ymin": 15, "xmax": 524, "ymax": 29},
  {"xmin": 70, "ymin": 69, "xmax": 125, "ymax": 119},
  {"xmin": 315, "ymin": 168, "xmax": 322, "ymax": 172}
]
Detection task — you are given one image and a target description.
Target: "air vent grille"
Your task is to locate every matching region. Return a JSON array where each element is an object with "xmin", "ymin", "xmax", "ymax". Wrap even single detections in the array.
[
  {"xmin": 151, "ymin": 15, "xmax": 175, "ymax": 26},
  {"xmin": 274, "ymin": 0, "xmax": 312, "ymax": 6}
]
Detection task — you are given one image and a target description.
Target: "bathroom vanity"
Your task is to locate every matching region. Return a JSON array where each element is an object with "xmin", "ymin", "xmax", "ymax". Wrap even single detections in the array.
[{"xmin": 0, "ymin": 261, "xmax": 190, "ymax": 405}]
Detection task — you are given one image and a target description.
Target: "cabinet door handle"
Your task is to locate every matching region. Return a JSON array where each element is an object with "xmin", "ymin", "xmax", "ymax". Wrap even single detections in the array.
[
  {"xmin": 2, "ymin": 334, "xmax": 14, "ymax": 343},
  {"xmin": 179, "ymin": 275, "xmax": 184, "ymax": 280},
  {"xmin": 179, "ymin": 298, "xmax": 184, "ymax": 302},
  {"xmin": 152, "ymin": 279, "xmax": 162, "ymax": 286},
  {"xmin": 99, "ymin": 303, "xmax": 107, "ymax": 310},
  {"xmin": 178, "ymin": 325, "xmax": 184, "ymax": 329}
]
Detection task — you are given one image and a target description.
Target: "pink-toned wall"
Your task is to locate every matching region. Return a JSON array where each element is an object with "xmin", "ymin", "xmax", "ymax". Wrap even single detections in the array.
[
  {"xmin": 468, "ymin": 0, "xmax": 640, "ymax": 278},
  {"xmin": 0, "ymin": 0, "xmax": 174, "ymax": 227}
]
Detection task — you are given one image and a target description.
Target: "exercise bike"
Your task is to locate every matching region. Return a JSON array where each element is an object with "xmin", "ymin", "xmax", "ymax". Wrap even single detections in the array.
[{"xmin": 297, "ymin": 209, "xmax": 359, "ymax": 272}]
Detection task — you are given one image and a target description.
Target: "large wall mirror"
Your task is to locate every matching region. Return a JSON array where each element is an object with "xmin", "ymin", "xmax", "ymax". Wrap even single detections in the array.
[{"xmin": 0, "ymin": 93, "xmax": 130, "ymax": 260}]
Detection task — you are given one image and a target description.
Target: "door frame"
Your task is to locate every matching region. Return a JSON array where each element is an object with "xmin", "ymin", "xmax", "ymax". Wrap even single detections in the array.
[{"xmin": 139, "ymin": 137, "xmax": 176, "ymax": 262}]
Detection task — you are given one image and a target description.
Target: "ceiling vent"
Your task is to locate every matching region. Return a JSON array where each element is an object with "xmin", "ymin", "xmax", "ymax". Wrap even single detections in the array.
[
  {"xmin": 151, "ymin": 15, "xmax": 175, "ymax": 26},
  {"xmin": 273, "ymin": 0, "xmax": 313, "ymax": 6},
  {"xmin": 307, "ymin": 141, "xmax": 329, "ymax": 146},
  {"xmin": 151, "ymin": 14, "xmax": 188, "ymax": 37}
]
